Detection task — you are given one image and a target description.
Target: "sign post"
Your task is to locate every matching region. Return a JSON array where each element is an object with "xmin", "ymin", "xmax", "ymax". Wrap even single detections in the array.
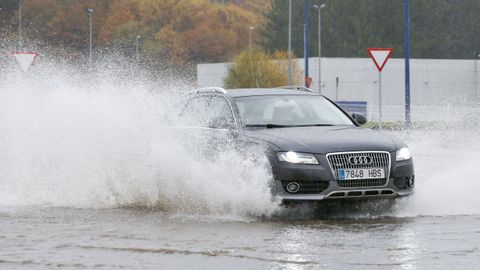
[
  {"xmin": 404, "ymin": 0, "xmax": 411, "ymax": 127},
  {"xmin": 304, "ymin": 0, "xmax": 310, "ymax": 88},
  {"xmin": 12, "ymin": 51, "xmax": 38, "ymax": 72},
  {"xmin": 368, "ymin": 48, "xmax": 393, "ymax": 131}
]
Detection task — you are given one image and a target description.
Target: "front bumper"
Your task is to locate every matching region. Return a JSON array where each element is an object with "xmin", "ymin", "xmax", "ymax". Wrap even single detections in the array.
[{"xmin": 271, "ymin": 152, "xmax": 415, "ymax": 201}]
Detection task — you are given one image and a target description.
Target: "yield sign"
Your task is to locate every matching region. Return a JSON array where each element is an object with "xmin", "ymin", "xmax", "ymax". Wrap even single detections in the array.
[
  {"xmin": 368, "ymin": 48, "xmax": 393, "ymax": 72},
  {"xmin": 12, "ymin": 51, "xmax": 39, "ymax": 71}
]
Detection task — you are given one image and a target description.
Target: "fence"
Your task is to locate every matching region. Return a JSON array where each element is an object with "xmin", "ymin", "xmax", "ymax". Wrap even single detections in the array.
[{"xmin": 197, "ymin": 57, "xmax": 480, "ymax": 122}]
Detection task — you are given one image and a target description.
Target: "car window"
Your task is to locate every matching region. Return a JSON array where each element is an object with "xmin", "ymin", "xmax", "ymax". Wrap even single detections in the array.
[
  {"xmin": 180, "ymin": 96, "xmax": 211, "ymax": 127},
  {"xmin": 205, "ymin": 96, "xmax": 236, "ymax": 129},
  {"xmin": 234, "ymin": 95, "xmax": 354, "ymax": 126}
]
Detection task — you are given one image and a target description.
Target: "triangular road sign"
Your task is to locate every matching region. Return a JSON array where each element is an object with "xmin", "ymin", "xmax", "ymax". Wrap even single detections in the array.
[
  {"xmin": 12, "ymin": 51, "xmax": 39, "ymax": 72},
  {"xmin": 368, "ymin": 48, "xmax": 393, "ymax": 72}
]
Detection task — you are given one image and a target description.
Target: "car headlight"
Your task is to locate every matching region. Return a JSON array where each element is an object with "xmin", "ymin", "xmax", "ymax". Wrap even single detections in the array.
[
  {"xmin": 277, "ymin": 151, "xmax": 319, "ymax": 164},
  {"xmin": 396, "ymin": 147, "xmax": 412, "ymax": 161}
]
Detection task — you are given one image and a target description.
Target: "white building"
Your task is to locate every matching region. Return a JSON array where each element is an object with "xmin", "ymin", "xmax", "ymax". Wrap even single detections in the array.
[{"xmin": 197, "ymin": 57, "xmax": 480, "ymax": 122}]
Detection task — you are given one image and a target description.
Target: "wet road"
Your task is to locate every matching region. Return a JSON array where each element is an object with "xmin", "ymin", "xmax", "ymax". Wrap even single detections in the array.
[
  {"xmin": 1, "ymin": 128, "xmax": 480, "ymax": 270},
  {"xmin": 0, "ymin": 207, "xmax": 479, "ymax": 270}
]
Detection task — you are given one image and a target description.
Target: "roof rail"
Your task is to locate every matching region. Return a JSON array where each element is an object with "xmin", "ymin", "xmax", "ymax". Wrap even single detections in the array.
[
  {"xmin": 193, "ymin": 87, "xmax": 227, "ymax": 94},
  {"xmin": 277, "ymin": 85, "xmax": 314, "ymax": 93}
]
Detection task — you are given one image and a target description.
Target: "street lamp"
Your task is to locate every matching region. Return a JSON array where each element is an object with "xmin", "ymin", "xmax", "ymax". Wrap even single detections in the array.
[
  {"xmin": 248, "ymin": 26, "xmax": 254, "ymax": 47},
  {"xmin": 135, "ymin": 35, "xmax": 141, "ymax": 63},
  {"xmin": 87, "ymin": 8, "xmax": 94, "ymax": 64},
  {"xmin": 304, "ymin": 0, "xmax": 309, "ymax": 87},
  {"xmin": 313, "ymin": 3, "xmax": 326, "ymax": 95},
  {"xmin": 404, "ymin": 0, "xmax": 411, "ymax": 127},
  {"xmin": 476, "ymin": 52, "xmax": 480, "ymax": 102},
  {"xmin": 287, "ymin": 0, "xmax": 292, "ymax": 85},
  {"xmin": 18, "ymin": 0, "xmax": 22, "ymax": 49}
]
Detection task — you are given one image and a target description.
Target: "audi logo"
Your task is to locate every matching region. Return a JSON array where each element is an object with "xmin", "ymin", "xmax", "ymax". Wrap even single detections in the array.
[{"xmin": 349, "ymin": 156, "xmax": 373, "ymax": 165}]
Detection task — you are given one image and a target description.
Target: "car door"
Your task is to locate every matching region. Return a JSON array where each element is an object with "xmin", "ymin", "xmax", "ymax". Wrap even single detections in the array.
[
  {"xmin": 177, "ymin": 94, "xmax": 237, "ymax": 158},
  {"xmin": 202, "ymin": 95, "xmax": 238, "ymax": 154},
  {"xmin": 179, "ymin": 95, "xmax": 212, "ymax": 128},
  {"xmin": 175, "ymin": 95, "xmax": 212, "ymax": 155}
]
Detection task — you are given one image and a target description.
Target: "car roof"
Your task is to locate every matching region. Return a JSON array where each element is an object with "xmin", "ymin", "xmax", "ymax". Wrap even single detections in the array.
[{"xmin": 225, "ymin": 88, "xmax": 319, "ymax": 98}]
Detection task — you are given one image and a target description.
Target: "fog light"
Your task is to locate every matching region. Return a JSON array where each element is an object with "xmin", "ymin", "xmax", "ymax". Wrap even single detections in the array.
[
  {"xmin": 286, "ymin": 182, "xmax": 300, "ymax": 193},
  {"xmin": 408, "ymin": 176, "xmax": 415, "ymax": 187}
]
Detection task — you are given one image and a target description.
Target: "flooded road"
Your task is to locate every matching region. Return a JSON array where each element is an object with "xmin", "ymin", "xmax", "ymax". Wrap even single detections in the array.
[
  {"xmin": 1, "ymin": 69, "xmax": 479, "ymax": 269},
  {"xmin": 1, "ymin": 207, "xmax": 479, "ymax": 270},
  {"xmin": 3, "ymin": 127, "xmax": 479, "ymax": 270}
]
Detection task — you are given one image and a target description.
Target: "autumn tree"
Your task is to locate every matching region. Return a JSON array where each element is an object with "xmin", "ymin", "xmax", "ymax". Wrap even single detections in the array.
[
  {"xmin": 1, "ymin": 0, "xmax": 269, "ymax": 68},
  {"xmin": 21, "ymin": 0, "xmax": 110, "ymax": 50},
  {"xmin": 95, "ymin": 0, "xmax": 265, "ymax": 65},
  {"xmin": 271, "ymin": 50, "xmax": 303, "ymax": 85},
  {"xmin": 224, "ymin": 49, "xmax": 301, "ymax": 89}
]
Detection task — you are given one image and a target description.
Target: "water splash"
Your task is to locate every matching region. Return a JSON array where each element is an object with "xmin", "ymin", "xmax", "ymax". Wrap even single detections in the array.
[
  {"xmin": 1, "ymin": 57, "xmax": 478, "ymax": 219},
  {"xmin": 397, "ymin": 127, "xmax": 480, "ymax": 217},
  {"xmin": 0, "ymin": 60, "xmax": 278, "ymax": 217}
]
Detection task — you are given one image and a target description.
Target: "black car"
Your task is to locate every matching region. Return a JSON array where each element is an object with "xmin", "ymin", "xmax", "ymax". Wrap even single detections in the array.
[{"xmin": 178, "ymin": 87, "xmax": 415, "ymax": 202}]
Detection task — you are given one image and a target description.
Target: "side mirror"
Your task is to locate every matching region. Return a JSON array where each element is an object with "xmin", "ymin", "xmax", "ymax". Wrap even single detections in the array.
[{"xmin": 351, "ymin": 113, "xmax": 367, "ymax": 125}]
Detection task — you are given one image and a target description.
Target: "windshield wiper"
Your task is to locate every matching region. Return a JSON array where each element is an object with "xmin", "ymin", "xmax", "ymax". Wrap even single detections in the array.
[
  {"xmin": 245, "ymin": 124, "xmax": 335, "ymax": 128},
  {"xmin": 291, "ymin": 124, "xmax": 334, "ymax": 127},
  {"xmin": 245, "ymin": 124, "xmax": 293, "ymax": 128}
]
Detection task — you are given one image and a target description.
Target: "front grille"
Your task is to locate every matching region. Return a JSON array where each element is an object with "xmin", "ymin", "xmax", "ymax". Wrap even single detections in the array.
[
  {"xmin": 338, "ymin": 179, "xmax": 387, "ymax": 188},
  {"xmin": 326, "ymin": 152, "xmax": 391, "ymax": 188},
  {"xmin": 281, "ymin": 180, "xmax": 329, "ymax": 194}
]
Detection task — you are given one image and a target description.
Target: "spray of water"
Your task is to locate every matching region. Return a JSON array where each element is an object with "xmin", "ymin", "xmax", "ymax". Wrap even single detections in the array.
[
  {"xmin": 0, "ymin": 56, "xmax": 478, "ymax": 219},
  {"xmin": 0, "ymin": 59, "xmax": 278, "ymax": 217},
  {"xmin": 397, "ymin": 127, "xmax": 480, "ymax": 217}
]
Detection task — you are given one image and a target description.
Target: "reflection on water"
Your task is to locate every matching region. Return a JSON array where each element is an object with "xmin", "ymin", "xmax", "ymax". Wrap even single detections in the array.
[
  {"xmin": 270, "ymin": 217, "xmax": 418, "ymax": 270},
  {"xmin": 0, "ymin": 207, "xmax": 478, "ymax": 269}
]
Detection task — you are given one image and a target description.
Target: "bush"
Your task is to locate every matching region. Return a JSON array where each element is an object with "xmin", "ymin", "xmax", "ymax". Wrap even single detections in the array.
[{"xmin": 224, "ymin": 49, "xmax": 301, "ymax": 88}]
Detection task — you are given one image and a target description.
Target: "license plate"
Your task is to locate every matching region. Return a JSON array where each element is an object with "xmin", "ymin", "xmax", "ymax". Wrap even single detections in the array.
[{"xmin": 338, "ymin": 168, "xmax": 385, "ymax": 180}]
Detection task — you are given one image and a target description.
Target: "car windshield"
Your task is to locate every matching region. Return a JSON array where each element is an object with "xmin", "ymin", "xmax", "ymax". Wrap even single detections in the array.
[{"xmin": 234, "ymin": 95, "xmax": 354, "ymax": 127}]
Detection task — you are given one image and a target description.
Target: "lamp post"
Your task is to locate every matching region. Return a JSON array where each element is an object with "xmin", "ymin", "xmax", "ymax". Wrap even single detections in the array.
[
  {"xmin": 18, "ymin": 0, "xmax": 22, "ymax": 49},
  {"xmin": 313, "ymin": 3, "xmax": 326, "ymax": 95},
  {"xmin": 476, "ymin": 53, "xmax": 480, "ymax": 102},
  {"xmin": 248, "ymin": 26, "xmax": 254, "ymax": 47},
  {"xmin": 404, "ymin": 0, "xmax": 411, "ymax": 127},
  {"xmin": 135, "ymin": 35, "xmax": 141, "ymax": 63},
  {"xmin": 287, "ymin": 0, "xmax": 292, "ymax": 85},
  {"xmin": 304, "ymin": 0, "xmax": 310, "ymax": 87},
  {"xmin": 87, "ymin": 8, "xmax": 94, "ymax": 65}
]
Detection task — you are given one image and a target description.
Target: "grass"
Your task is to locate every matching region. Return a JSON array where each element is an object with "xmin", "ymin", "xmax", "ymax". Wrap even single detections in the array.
[{"xmin": 363, "ymin": 121, "xmax": 450, "ymax": 131}]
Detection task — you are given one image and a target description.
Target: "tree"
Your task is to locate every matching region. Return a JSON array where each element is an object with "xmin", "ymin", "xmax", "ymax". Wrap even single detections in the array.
[
  {"xmin": 263, "ymin": 0, "xmax": 480, "ymax": 59},
  {"xmin": 21, "ymin": 0, "xmax": 110, "ymax": 50},
  {"xmin": 95, "ymin": 0, "xmax": 266, "ymax": 64},
  {"xmin": 156, "ymin": 0, "xmax": 261, "ymax": 63},
  {"xmin": 0, "ymin": 0, "xmax": 268, "ymax": 79},
  {"xmin": 224, "ymin": 49, "xmax": 301, "ymax": 88}
]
